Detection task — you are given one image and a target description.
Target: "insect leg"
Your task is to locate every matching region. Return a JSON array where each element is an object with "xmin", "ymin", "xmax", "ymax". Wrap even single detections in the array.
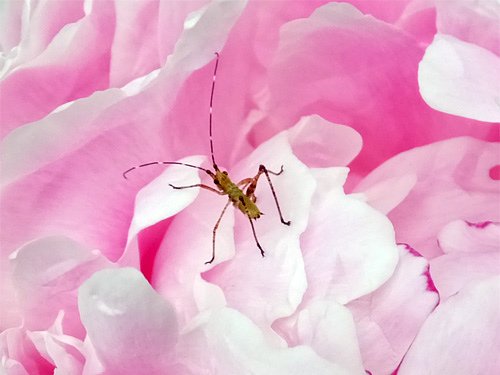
[
  {"xmin": 258, "ymin": 165, "xmax": 290, "ymax": 225},
  {"xmin": 266, "ymin": 165, "xmax": 284, "ymax": 176},
  {"xmin": 169, "ymin": 184, "xmax": 225, "ymax": 195},
  {"xmin": 248, "ymin": 217, "xmax": 265, "ymax": 257},
  {"xmin": 236, "ymin": 177, "xmax": 253, "ymax": 187},
  {"xmin": 245, "ymin": 165, "xmax": 290, "ymax": 225},
  {"xmin": 206, "ymin": 198, "xmax": 232, "ymax": 264}
]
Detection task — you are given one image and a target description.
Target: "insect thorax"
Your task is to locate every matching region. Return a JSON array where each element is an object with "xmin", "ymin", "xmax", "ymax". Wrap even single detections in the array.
[{"xmin": 215, "ymin": 170, "xmax": 261, "ymax": 219}]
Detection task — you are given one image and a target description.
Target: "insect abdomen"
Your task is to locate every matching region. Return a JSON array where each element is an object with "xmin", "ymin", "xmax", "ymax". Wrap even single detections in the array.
[{"xmin": 217, "ymin": 176, "xmax": 260, "ymax": 219}]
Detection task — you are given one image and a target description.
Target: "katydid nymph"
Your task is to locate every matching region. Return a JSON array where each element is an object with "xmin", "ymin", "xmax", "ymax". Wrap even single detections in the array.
[{"xmin": 123, "ymin": 53, "xmax": 290, "ymax": 264}]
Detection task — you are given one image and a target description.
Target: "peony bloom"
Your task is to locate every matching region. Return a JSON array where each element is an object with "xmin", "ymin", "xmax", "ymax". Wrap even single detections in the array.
[{"xmin": 1, "ymin": 1, "xmax": 498, "ymax": 374}]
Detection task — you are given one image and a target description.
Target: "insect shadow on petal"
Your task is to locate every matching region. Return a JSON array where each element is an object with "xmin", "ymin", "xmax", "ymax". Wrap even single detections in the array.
[{"xmin": 123, "ymin": 52, "xmax": 291, "ymax": 264}]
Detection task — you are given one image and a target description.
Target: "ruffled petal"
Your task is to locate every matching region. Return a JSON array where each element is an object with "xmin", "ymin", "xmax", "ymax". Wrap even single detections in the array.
[
  {"xmin": 347, "ymin": 245, "xmax": 439, "ymax": 374},
  {"xmin": 175, "ymin": 307, "xmax": 351, "ymax": 375},
  {"xmin": 356, "ymin": 137, "xmax": 500, "ymax": 259},
  {"xmin": 399, "ymin": 276, "xmax": 500, "ymax": 375}
]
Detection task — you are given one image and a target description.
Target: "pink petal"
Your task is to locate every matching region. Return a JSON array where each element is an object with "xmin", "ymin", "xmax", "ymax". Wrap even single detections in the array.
[
  {"xmin": 0, "ymin": 0, "xmax": 114, "ymax": 133},
  {"xmin": 109, "ymin": 0, "xmax": 162, "ymax": 87},
  {"xmin": 301, "ymin": 168, "xmax": 399, "ymax": 304},
  {"xmin": 398, "ymin": 276, "xmax": 500, "ymax": 375},
  {"xmin": 0, "ymin": 327, "xmax": 55, "ymax": 375},
  {"xmin": 347, "ymin": 245, "xmax": 439, "ymax": 374},
  {"xmin": 356, "ymin": 137, "xmax": 500, "ymax": 259},
  {"xmin": 436, "ymin": 0, "xmax": 500, "ymax": 55},
  {"xmin": 78, "ymin": 267, "xmax": 178, "ymax": 374},
  {"xmin": 0, "ymin": 0, "xmax": 246, "ymax": 262},
  {"xmin": 175, "ymin": 308, "xmax": 351, "ymax": 375},
  {"xmin": 430, "ymin": 220, "xmax": 500, "ymax": 300},
  {"xmin": 396, "ymin": 1, "xmax": 437, "ymax": 46},
  {"xmin": 418, "ymin": 34, "xmax": 500, "ymax": 122},
  {"xmin": 27, "ymin": 312, "xmax": 85, "ymax": 374},
  {"xmin": 10, "ymin": 236, "xmax": 113, "ymax": 338},
  {"xmin": 263, "ymin": 2, "xmax": 497, "ymax": 178}
]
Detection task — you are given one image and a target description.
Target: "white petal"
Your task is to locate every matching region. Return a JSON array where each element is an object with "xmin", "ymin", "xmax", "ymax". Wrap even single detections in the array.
[{"xmin": 419, "ymin": 34, "xmax": 500, "ymax": 122}]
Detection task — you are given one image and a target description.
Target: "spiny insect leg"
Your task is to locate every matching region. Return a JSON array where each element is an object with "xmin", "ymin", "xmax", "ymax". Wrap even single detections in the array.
[
  {"xmin": 206, "ymin": 198, "xmax": 232, "ymax": 264},
  {"xmin": 248, "ymin": 217, "xmax": 265, "ymax": 257},
  {"xmin": 169, "ymin": 183, "xmax": 225, "ymax": 195},
  {"xmin": 259, "ymin": 165, "xmax": 290, "ymax": 225},
  {"xmin": 245, "ymin": 165, "xmax": 290, "ymax": 226}
]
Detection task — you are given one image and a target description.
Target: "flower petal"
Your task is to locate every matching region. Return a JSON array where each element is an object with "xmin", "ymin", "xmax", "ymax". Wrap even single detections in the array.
[
  {"xmin": 176, "ymin": 307, "xmax": 351, "ymax": 375},
  {"xmin": 263, "ymin": 2, "xmax": 496, "ymax": 178},
  {"xmin": 286, "ymin": 115, "xmax": 362, "ymax": 168},
  {"xmin": 347, "ymin": 245, "xmax": 439, "ymax": 374},
  {"xmin": 398, "ymin": 276, "xmax": 500, "ymax": 375},
  {"xmin": 431, "ymin": 220, "xmax": 500, "ymax": 299},
  {"xmin": 274, "ymin": 300, "xmax": 365, "ymax": 375},
  {"xmin": 436, "ymin": 0, "xmax": 500, "ymax": 54},
  {"xmin": 202, "ymin": 132, "xmax": 315, "ymax": 329},
  {"xmin": 419, "ymin": 34, "xmax": 500, "ymax": 122},
  {"xmin": 10, "ymin": 236, "xmax": 113, "ymax": 337},
  {"xmin": 356, "ymin": 137, "xmax": 500, "ymax": 259},
  {"xmin": 78, "ymin": 267, "xmax": 178, "ymax": 374},
  {"xmin": 301, "ymin": 168, "xmax": 399, "ymax": 304}
]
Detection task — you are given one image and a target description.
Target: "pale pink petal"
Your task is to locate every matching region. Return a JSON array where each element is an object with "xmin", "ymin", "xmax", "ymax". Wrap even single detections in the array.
[
  {"xmin": 10, "ymin": 236, "xmax": 113, "ymax": 337},
  {"xmin": 0, "ymin": 327, "xmax": 54, "ymax": 375},
  {"xmin": 0, "ymin": 0, "xmax": 114, "ymax": 133},
  {"xmin": 0, "ymin": 0, "xmax": 25, "ymax": 52},
  {"xmin": 355, "ymin": 174, "xmax": 417, "ymax": 215},
  {"xmin": 78, "ymin": 267, "xmax": 178, "ymax": 374},
  {"xmin": 436, "ymin": 0, "xmax": 500, "ymax": 54},
  {"xmin": 274, "ymin": 300, "xmax": 365, "ymax": 375},
  {"xmin": 396, "ymin": 0, "xmax": 437, "ymax": 46},
  {"xmin": 356, "ymin": 137, "xmax": 500, "ymax": 259},
  {"xmin": 438, "ymin": 219, "xmax": 500, "ymax": 254},
  {"xmin": 109, "ymin": 0, "xmax": 161, "ymax": 87},
  {"xmin": 120, "ymin": 156, "xmax": 205, "ymax": 266},
  {"xmin": 1, "ymin": 0, "xmax": 85, "ymax": 71},
  {"xmin": 203, "ymin": 133, "xmax": 315, "ymax": 329},
  {"xmin": 398, "ymin": 276, "xmax": 500, "ymax": 375},
  {"xmin": 27, "ymin": 312, "xmax": 85, "ymax": 374},
  {"xmin": 301, "ymin": 168, "xmax": 399, "ymax": 304},
  {"xmin": 175, "ymin": 308, "xmax": 351, "ymax": 375},
  {"xmin": 418, "ymin": 34, "xmax": 500, "ymax": 122},
  {"xmin": 151, "ymin": 184, "xmax": 236, "ymax": 325},
  {"xmin": 347, "ymin": 245, "xmax": 439, "ymax": 375},
  {"xmin": 430, "ymin": 220, "xmax": 500, "ymax": 300},
  {"xmin": 286, "ymin": 115, "xmax": 362, "ymax": 168}
]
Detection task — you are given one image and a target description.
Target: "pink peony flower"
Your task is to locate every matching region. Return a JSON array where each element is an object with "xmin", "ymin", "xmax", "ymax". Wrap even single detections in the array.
[{"xmin": 1, "ymin": 1, "xmax": 498, "ymax": 374}]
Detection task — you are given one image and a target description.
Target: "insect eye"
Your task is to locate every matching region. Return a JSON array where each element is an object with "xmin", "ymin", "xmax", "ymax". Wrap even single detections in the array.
[{"xmin": 223, "ymin": 171, "xmax": 228, "ymax": 175}]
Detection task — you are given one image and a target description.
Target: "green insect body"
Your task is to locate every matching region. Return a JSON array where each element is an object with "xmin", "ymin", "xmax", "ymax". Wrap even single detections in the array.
[{"xmin": 214, "ymin": 170, "xmax": 262, "ymax": 219}]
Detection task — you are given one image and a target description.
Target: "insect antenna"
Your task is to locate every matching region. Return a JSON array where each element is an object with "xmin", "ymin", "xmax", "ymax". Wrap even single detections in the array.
[
  {"xmin": 122, "ymin": 161, "xmax": 213, "ymax": 180},
  {"xmin": 209, "ymin": 52, "xmax": 220, "ymax": 170}
]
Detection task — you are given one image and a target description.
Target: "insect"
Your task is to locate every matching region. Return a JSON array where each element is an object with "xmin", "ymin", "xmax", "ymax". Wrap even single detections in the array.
[{"xmin": 123, "ymin": 52, "xmax": 290, "ymax": 264}]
